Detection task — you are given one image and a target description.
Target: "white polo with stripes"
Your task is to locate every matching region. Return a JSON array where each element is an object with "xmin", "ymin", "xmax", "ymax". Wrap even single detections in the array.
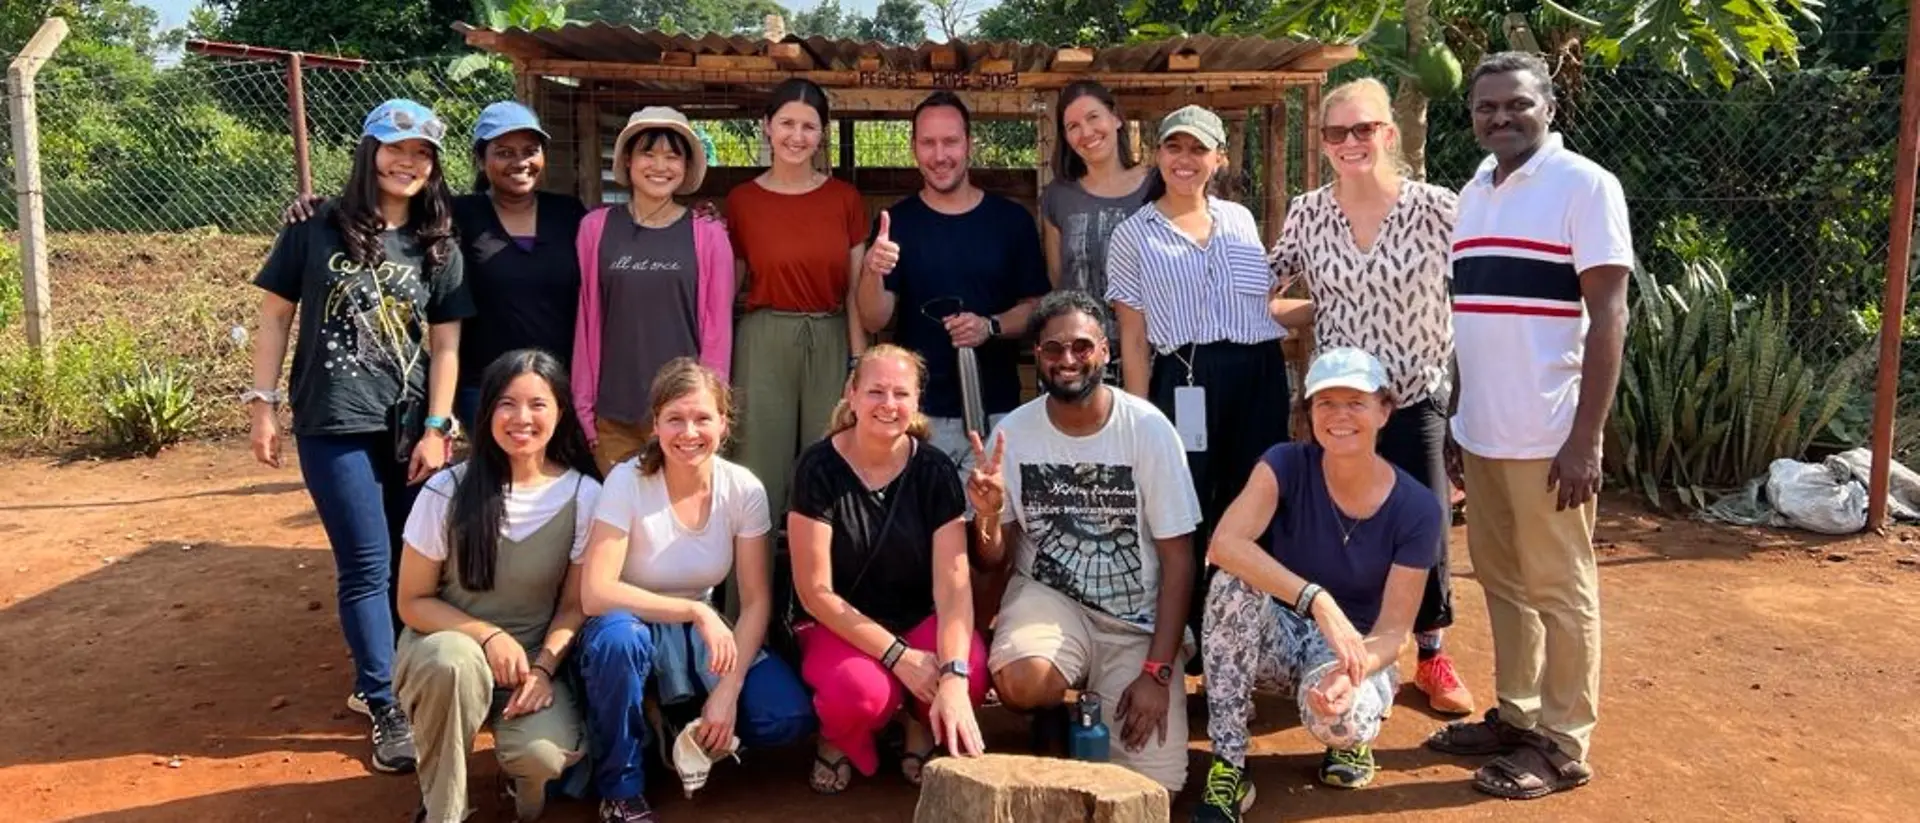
[{"xmin": 1449, "ymin": 133, "xmax": 1635, "ymax": 461}]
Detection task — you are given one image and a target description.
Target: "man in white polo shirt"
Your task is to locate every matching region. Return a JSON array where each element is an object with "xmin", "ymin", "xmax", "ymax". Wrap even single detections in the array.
[{"xmin": 1424, "ymin": 51, "xmax": 1631, "ymax": 801}]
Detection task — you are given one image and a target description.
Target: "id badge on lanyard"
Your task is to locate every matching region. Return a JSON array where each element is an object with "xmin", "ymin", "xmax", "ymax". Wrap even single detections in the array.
[{"xmin": 1171, "ymin": 345, "xmax": 1207, "ymax": 452}]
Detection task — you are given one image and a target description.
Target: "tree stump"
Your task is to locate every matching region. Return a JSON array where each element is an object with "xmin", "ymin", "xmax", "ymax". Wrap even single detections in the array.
[{"xmin": 912, "ymin": 754, "xmax": 1169, "ymax": 823}]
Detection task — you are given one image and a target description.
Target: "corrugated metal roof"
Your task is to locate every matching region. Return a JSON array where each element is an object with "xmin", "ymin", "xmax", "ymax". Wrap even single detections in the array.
[{"xmin": 457, "ymin": 22, "xmax": 1340, "ymax": 75}]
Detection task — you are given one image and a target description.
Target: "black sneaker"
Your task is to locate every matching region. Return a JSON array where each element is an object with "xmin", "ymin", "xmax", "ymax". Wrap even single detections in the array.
[
  {"xmin": 1194, "ymin": 756, "xmax": 1254, "ymax": 822},
  {"xmin": 368, "ymin": 701, "xmax": 417, "ymax": 774},
  {"xmin": 599, "ymin": 797, "xmax": 658, "ymax": 823}
]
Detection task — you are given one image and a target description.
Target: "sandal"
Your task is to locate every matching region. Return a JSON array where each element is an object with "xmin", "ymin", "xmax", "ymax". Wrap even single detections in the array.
[
  {"xmin": 900, "ymin": 745, "xmax": 938, "ymax": 786},
  {"xmin": 810, "ymin": 751, "xmax": 853, "ymax": 795},
  {"xmin": 1472, "ymin": 736, "xmax": 1592, "ymax": 800},
  {"xmin": 1425, "ymin": 708, "xmax": 1529, "ymax": 756}
]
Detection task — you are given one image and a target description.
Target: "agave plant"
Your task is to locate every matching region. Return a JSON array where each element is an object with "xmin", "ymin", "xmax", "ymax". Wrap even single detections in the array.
[
  {"xmin": 1607, "ymin": 258, "xmax": 1869, "ymax": 511},
  {"xmin": 101, "ymin": 361, "xmax": 203, "ymax": 457}
]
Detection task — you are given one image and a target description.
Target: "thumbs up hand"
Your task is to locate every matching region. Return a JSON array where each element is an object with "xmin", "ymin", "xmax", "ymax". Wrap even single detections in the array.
[{"xmin": 866, "ymin": 210, "xmax": 900, "ymax": 278}]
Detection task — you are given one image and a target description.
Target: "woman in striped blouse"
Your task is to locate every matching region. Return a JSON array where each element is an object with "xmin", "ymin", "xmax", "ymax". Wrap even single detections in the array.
[{"xmin": 1106, "ymin": 104, "xmax": 1287, "ymax": 668}]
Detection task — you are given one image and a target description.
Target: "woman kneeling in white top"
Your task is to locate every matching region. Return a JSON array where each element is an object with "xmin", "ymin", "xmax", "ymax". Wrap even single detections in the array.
[
  {"xmin": 395, "ymin": 349, "xmax": 602, "ymax": 823},
  {"xmin": 576, "ymin": 357, "xmax": 815, "ymax": 823}
]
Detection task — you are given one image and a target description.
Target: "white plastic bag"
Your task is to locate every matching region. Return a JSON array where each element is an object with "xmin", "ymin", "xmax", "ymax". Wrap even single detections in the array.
[{"xmin": 1764, "ymin": 458, "xmax": 1867, "ymax": 535}]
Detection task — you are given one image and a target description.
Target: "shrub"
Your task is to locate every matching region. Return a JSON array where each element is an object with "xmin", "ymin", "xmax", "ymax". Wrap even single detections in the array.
[
  {"xmin": 101, "ymin": 360, "xmax": 203, "ymax": 456},
  {"xmin": 0, "ymin": 239, "xmax": 21, "ymax": 330},
  {"xmin": 1606, "ymin": 259, "xmax": 1871, "ymax": 510},
  {"xmin": 0, "ymin": 318, "xmax": 141, "ymax": 445}
]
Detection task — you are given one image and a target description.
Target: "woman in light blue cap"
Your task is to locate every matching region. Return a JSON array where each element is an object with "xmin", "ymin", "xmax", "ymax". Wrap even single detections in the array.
[
  {"xmin": 289, "ymin": 100, "xmax": 591, "ymax": 431},
  {"xmin": 247, "ymin": 97, "xmax": 474, "ymax": 776}
]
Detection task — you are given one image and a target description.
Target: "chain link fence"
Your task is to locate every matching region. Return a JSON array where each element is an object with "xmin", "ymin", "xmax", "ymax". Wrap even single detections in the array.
[{"xmin": 0, "ymin": 48, "xmax": 1912, "ymax": 460}]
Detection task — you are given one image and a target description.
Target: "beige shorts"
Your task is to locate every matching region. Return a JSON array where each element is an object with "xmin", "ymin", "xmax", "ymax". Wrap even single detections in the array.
[{"xmin": 988, "ymin": 575, "xmax": 1191, "ymax": 791}]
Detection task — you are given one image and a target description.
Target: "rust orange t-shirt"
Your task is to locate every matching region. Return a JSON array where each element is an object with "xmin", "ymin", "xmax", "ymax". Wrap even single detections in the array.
[{"xmin": 724, "ymin": 176, "xmax": 870, "ymax": 313}]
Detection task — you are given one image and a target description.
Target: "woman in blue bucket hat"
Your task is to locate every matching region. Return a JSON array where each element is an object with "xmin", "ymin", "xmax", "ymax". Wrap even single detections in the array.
[
  {"xmin": 248, "ymin": 97, "xmax": 474, "ymax": 776},
  {"xmin": 287, "ymin": 100, "xmax": 592, "ymax": 434}
]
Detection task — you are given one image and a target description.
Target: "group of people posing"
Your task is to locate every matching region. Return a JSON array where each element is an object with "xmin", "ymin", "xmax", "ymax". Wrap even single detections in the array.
[{"xmin": 243, "ymin": 47, "xmax": 1630, "ymax": 823}]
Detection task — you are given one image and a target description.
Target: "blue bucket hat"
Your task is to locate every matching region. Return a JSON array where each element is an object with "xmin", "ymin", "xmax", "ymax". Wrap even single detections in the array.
[
  {"xmin": 363, "ymin": 99, "xmax": 447, "ymax": 148},
  {"xmin": 1304, "ymin": 347, "xmax": 1390, "ymax": 398},
  {"xmin": 473, "ymin": 100, "xmax": 549, "ymax": 147}
]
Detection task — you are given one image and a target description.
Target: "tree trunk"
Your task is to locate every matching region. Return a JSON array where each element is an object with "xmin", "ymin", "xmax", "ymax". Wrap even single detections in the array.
[{"xmin": 1394, "ymin": 0, "xmax": 1432, "ymax": 181}]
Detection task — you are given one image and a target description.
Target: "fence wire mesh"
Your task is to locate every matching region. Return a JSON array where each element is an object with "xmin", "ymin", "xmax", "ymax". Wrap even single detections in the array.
[{"xmin": 0, "ymin": 50, "xmax": 1913, "ymax": 460}]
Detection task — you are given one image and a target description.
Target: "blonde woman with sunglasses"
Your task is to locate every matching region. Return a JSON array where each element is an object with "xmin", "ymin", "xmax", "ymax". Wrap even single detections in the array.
[{"xmin": 1265, "ymin": 77, "xmax": 1473, "ymax": 719}]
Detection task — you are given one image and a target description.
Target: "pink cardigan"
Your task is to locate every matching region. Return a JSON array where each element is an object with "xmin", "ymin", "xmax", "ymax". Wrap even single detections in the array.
[{"xmin": 571, "ymin": 205, "xmax": 735, "ymax": 440}]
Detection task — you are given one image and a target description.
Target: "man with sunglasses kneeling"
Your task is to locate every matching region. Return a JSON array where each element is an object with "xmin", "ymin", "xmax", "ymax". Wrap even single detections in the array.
[{"xmin": 970, "ymin": 290, "xmax": 1203, "ymax": 794}]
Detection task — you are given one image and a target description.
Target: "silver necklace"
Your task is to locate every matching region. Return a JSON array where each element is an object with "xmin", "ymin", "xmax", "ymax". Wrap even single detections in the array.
[{"xmin": 1327, "ymin": 490, "xmax": 1362, "ymax": 547}]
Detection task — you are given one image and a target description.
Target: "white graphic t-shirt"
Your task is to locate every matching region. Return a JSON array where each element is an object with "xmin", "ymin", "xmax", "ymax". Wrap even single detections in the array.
[{"xmin": 994, "ymin": 389, "xmax": 1202, "ymax": 632}]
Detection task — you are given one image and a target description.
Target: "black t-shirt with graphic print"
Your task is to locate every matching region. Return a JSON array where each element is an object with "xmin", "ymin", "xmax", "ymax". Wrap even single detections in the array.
[
  {"xmin": 789, "ymin": 437, "xmax": 968, "ymax": 634},
  {"xmin": 254, "ymin": 202, "xmax": 474, "ymax": 436}
]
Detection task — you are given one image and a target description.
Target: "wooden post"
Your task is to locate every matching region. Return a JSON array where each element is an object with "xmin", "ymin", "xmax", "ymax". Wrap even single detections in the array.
[
  {"xmin": 574, "ymin": 82, "xmax": 602, "ymax": 205},
  {"xmin": 1036, "ymin": 91, "xmax": 1059, "ymax": 193},
  {"xmin": 838, "ymin": 119, "xmax": 855, "ymax": 181},
  {"xmin": 8, "ymin": 17, "xmax": 70, "ymax": 366},
  {"xmin": 1867, "ymin": 2, "xmax": 1920, "ymax": 530},
  {"xmin": 1261, "ymin": 99, "xmax": 1289, "ymax": 249},
  {"xmin": 287, "ymin": 52, "xmax": 311, "ymax": 198},
  {"xmin": 1302, "ymin": 82, "xmax": 1322, "ymax": 192}
]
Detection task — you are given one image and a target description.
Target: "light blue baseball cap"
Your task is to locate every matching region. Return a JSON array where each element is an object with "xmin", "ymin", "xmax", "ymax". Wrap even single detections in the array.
[
  {"xmin": 473, "ymin": 100, "xmax": 549, "ymax": 146},
  {"xmin": 362, "ymin": 98, "xmax": 447, "ymax": 148},
  {"xmin": 1304, "ymin": 347, "xmax": 1390, "ymax": 398}
]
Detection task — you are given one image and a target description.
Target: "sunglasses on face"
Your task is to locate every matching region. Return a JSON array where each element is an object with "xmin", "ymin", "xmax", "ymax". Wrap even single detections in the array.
[
  {"xmin": 1320, "ymin": 121, "xmax": 1387, "ymax": 144},
  {"xmin": 1037, "ymin": 337, "xmax": 1099, "ymax": 360}
]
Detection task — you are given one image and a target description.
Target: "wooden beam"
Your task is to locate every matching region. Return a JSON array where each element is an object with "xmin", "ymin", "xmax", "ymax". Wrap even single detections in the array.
[
  {"xmin": 978, "ymin": 58, "xmax": 1014, "ymax": 75},
  {"xmin": 1125, "ymin": 88, "xmax": 1292, "ymax": 123},
  {"xmin": 827, "ymin": 88, "xmax": 1041, "ymax": 117},
  {"xmin": 1168, "ymin": 50, "xmax": 1200, "ymax": 72},
  {"xmin": 857, "ymin": 54, "xmax": 881, "ymax": 73},
  {"xmin": 695, "ymin": 54, "xmax": 777, "ymax": 71},
  {"xmin": 661, "ymin": 51, "xmax": 694, "ymax": 67},
  {"xmin": 459, "ymin": 28, "xmax": 550, "ymax": 63},
  {"xmin": 1288, "ymin": 44, "xmax": 1359, "ymax": 73},
  {"xmin": 929, "ymin": 45, "xmax": 959, "ymax": 71},
  {"xmin": 523, "ymin": 58, "xmax": 1329, "ymax": 90},
  {"xmin": 575, "ymin": 82, "xmax": 602, "ymax": 206},
  {"xmin": 1262, "ymin": 102, "xmax": 1289, "ymax": 249},
  {"xmin": 769, "ymin": 41, "xmax": 814, "ymax": 70},
  {"xmin": 1052, "ymin": 47, "xmax": 1094, "ymax": 72}
]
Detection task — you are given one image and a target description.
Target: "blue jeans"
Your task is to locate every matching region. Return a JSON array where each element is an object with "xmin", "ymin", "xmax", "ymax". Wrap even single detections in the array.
[
  {"xmin": 296, "ymin": 432, "xmax": 423, "ymax": 710},
  {"xmin": 454, "ymin": 386, "xmax": 482, "ymax": 436},
  {"xmin": 578, "ymin": 610, "xmax": 815, "ymax": 801}
]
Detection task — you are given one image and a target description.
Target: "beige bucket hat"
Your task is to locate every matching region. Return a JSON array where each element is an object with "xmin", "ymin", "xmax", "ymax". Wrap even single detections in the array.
[{"xmin": 612, "ymin": 106, "xmax": 707, "ymax": 194}]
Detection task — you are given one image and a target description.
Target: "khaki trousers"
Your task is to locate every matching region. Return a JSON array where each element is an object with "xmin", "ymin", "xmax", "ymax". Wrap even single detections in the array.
[
  {"xmin": 396, "ymin": 630, "xmax": 584, "ymax": 823},
  {"xmin": 1461, "ymin": 453, "xmax": 1601, "ymax": 762},
  {"xmin": 592, "ymin": 417, "xmax": 649, "ymax": 477}
]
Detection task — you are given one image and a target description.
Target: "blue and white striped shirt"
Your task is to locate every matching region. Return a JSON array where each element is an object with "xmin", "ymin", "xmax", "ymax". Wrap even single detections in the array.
[{"xmin": 1105, "ymin": 197, "xmax": 1284, "ymax": 353}]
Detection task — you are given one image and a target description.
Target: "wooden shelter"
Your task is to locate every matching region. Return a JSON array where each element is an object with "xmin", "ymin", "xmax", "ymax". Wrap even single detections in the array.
[{"xmin": 457, "ymin": 22, "xmax": 1357, "ymax": 246}]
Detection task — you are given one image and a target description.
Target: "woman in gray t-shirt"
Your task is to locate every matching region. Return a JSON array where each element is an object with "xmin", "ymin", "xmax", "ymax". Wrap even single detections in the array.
[{"xmin": 1040, "ymin": 81, "xmax": 1154, "ymax": 337}]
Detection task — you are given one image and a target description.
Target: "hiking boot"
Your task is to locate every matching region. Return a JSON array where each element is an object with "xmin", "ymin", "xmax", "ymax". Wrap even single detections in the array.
[
  {"xmin": 1415, "ymin": 652, "xmax": 1475, "ymax": 716},
  {"xmin": 1320, "ymin": 744, "xmax": 1377, "ymax": 788},
  {"xmin": 1193, "ymin": 757, "xmax": 1255, "ymax": 822},
  {"xmin": 599, "ymin": 797, "xmax": 659, "ymax": 823},
  {"xmin": 368, "ymin": 701, "xmax": 417, "ymax": 774}
]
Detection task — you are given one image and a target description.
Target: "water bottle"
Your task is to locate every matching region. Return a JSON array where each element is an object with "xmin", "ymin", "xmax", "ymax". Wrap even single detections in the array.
[{"xmin": 1068, "ymin": 692, "xmax": 1110, "ymax": 762}]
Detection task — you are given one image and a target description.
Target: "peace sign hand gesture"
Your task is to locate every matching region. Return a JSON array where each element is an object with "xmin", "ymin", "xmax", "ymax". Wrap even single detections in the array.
[{"xmin": 965, "ymin": 430, "xmax": 1007, "ymax": 520}]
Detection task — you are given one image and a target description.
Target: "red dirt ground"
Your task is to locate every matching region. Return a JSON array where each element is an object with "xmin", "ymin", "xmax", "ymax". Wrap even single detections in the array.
[{"xmin": 4, "ymin": 440, "xmax": 1918, "ymax": 822}]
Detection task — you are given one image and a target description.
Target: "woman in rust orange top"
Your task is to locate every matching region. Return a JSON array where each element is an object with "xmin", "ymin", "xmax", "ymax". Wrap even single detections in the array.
[{"xmin": 725, "ymin": 78, "xmax": 871, "ymax": 529}]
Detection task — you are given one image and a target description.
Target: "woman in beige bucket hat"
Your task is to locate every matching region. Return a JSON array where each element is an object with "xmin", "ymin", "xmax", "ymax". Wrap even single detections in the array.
[{"xmin": 572, "ymin": 106, "xmax": 738, "ymax": 476}]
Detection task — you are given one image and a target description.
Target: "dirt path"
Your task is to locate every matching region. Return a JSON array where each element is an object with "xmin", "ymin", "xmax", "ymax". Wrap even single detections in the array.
[{"xmin": 3, "ymin": 441, "xmax": 1917, "ymax": 822}]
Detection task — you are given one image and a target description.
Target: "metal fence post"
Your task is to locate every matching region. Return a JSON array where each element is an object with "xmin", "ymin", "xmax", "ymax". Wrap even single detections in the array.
[
  {"xmin": 7, "ymin": 17, "xmax": 71, "ymax": 367},
  {"xmin": 1866, "ymin": 5, "xmax": 1920, "ymax": 531},
  {"xmin": 288, "ymin": 52, "xmax": 312, "ymax": 198}
]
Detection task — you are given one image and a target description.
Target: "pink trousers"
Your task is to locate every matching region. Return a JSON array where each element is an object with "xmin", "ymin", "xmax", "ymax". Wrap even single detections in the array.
[{"xmin": 794, "ymin": 614, "xmax": 990, "ymax": 776}]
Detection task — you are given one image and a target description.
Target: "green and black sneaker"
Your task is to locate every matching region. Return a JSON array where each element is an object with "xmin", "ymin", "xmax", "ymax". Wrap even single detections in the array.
[
  {"xmin": 1194, "ymin": 757, "xmax": 1255, "ymax": 822},
  {"xmin": 1319, "ymin": 744, "xmax": 1377, "ymax": 788}
]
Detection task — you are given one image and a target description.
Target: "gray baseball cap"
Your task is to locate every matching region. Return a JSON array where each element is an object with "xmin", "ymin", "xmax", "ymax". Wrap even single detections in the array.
[{"xmin": 1157, "ymin": 105, "xmax": 1227, "ymax": 149}]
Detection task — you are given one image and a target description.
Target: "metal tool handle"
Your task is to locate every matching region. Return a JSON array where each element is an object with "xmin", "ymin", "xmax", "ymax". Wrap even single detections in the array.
[{"xmin": 957, "ymin": 345, "xmax": 987, "ymax": 437}]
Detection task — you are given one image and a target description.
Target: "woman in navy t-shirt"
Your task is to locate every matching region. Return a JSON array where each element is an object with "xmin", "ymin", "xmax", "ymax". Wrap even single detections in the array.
[{"xmin": 1192, "ymin": 347, "xmax": 1442, "ymax": 822}]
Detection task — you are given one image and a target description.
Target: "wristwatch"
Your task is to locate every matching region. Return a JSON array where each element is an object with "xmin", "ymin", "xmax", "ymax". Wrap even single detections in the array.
[
  {"xmin": 239, "ymin": 388, "xmax": 283, "ymax": 406},
  {"xmin": 938, "ymin": 660, "xmax": 971, "ymax": 681},
  {"xmin": 424, "ymin": 415, "xmax": 454, "ymax": 436},
  {"xmin": 986, "ymin": 315, "xmax": 1003, "ymax": 337},
  {"xmin": 1141, "ymin": 659, "xmax": 1173, "ymax": 686}
]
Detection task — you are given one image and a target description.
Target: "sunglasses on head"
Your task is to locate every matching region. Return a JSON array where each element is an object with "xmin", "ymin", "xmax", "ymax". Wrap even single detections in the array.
[
  {"xmin": 1037, "ymin": 337, "xmax": 1099, "ymax": 360},
  {"xmin": 1320, "ymin": 121, "xmax": 1387, "ymax": 144}
]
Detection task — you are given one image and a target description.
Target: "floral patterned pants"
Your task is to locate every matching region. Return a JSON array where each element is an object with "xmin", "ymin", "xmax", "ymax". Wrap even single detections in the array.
[{"xmin": 1202, "ymin": 571, "xmax": 1396, "ymax": 767}]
